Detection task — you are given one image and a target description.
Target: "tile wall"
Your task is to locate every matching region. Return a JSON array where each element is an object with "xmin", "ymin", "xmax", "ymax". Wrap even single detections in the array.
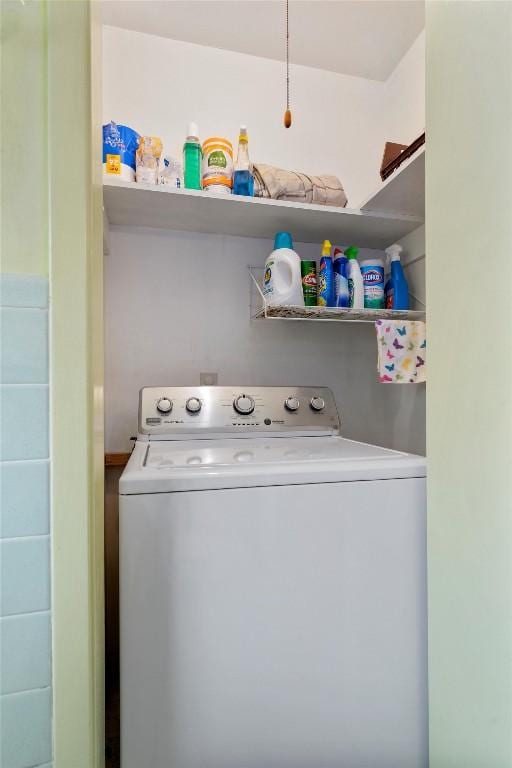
[{"xmin": 1, "ymin": 275, "xmax": 52, "ymax": 768}]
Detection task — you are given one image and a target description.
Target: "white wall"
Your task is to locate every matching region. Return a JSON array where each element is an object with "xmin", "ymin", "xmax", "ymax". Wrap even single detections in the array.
[
  {"xmin": 382, "ymin": 30, "xmax": 425, "ymax": 151},
  {"xmin": 105, "ymin": 25, "xmax": 378, "ymax": 206},
  {"xmin": 103, "ymin": 25, "xmax": 425, "ymax": 205},
  {"xmin": 105, "ymin": 226, "xmax": 425, "ymax": 455},
  {"xmin": 397, "ymin": 224, "xmax": 425, "ymax": 313},
  {"xmin": 103, "ymin": 24, "xmax": 426, "ymax": 456},
  {"xmin": 359, "ymin": 29, "xmax": 426, "ymax": 204}
]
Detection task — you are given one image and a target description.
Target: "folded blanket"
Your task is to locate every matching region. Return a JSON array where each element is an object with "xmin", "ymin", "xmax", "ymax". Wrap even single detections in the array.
[
  {"xmin": 376, "ymin": 320, "xmax": 426, "ymax": 383},
  {"xmin": 253, "ymin": 163, "xmax": 347, "ymax": 208}
]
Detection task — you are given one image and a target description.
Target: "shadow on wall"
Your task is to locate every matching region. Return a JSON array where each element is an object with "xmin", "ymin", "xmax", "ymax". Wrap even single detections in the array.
[{"xmin": 103, "ymin": 227, "xmax": 426, "ymax": 457}]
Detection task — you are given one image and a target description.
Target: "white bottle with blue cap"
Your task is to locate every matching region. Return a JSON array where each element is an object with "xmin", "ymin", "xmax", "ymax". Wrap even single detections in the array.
[{"xmin": 263, "ymin": 232, "xmax": 305, "ymax": 307}]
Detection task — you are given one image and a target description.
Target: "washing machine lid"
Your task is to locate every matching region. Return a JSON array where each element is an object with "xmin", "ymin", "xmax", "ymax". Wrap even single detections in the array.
[{"xmin": 119, "ymin": 436, "xmax": 426, "ymax": 494}]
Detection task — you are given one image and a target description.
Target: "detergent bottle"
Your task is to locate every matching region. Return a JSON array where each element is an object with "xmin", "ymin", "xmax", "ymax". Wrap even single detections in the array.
[
  {"xmin": 385, "ymin": 244, "xmax": 409, "ymax": 310},
  {"xmin": 263, "ymin": 232, "xmax": 304, "ymax": 307}
]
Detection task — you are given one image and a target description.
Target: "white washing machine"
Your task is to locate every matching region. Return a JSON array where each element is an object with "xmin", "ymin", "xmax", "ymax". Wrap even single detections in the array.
[{"xmin": 119, "ymin": 386, "xmax": 427, "ymax": 768}]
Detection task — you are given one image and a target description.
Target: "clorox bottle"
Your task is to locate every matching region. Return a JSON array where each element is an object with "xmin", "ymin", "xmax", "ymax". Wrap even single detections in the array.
[
  {"xmin": 263, "ymin": 232, "xmax": 304, "ymax": 307},
  {"xmin": 360, "ymin": 256, "xmax": 385, "ymax": 309}
]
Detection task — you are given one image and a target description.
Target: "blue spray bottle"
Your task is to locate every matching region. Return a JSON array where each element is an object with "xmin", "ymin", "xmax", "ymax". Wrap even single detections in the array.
[
  {"xmin": 317, "ymin": 240, "xmax": 335, "ymax": 306},
  {"xmin": 384, "ymin": 244, "xmax": 409, "ymax": 310},
  {"xmin": 333, "ymin": 246, "xmax": 349, "ymax": 307},
  {"xmin": 233, "ymin": 125, "xmax": 254, "ymax": 196}
]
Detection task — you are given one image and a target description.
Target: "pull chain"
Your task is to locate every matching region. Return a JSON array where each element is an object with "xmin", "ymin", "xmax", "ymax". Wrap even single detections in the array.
[{"xmin": 284, "ymin": 0, "xmax": 292, "ymax": 128}]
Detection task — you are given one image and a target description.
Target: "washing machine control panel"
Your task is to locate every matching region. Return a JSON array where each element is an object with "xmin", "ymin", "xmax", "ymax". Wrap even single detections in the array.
[{"xmin": 139, "ymin": 386, "xmax": 340, "ymax": 438}]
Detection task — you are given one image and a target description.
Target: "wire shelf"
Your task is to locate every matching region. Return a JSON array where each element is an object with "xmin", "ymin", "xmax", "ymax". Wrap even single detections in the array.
[{"xmin": 249, "ymin": 267, "xmax": 426, "ymax": 324}]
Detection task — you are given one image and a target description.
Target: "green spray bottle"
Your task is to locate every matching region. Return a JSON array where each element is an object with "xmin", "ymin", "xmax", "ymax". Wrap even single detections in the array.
[{"xmin": 183, "ymin": 122, "xmax": 202, "ymax": 190}]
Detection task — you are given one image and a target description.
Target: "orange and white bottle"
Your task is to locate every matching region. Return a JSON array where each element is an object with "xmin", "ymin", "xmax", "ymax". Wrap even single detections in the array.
[{"xmin": 201, "ymin": 137, "xmax": 233, "ymax": 194}]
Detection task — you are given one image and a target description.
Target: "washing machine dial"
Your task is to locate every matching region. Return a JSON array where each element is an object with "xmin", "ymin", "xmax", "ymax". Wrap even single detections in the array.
[
  {"xmin": 186, "ymin": 397, "xmax": 202, "ymax": 414},
  {"xmin": 156, "ymin": 397, "xmax": 173, "ymax": 414},
  {"xmin": 284, "ymin": 396, "xmax": 300, "ymax": 412},
  {"xmin": 310, "ymin": 396, "xmax": 325, "ymax": 412},
  {"xmin": 233, "ymin": 394, "xmax": 255, "ymax": 415}
]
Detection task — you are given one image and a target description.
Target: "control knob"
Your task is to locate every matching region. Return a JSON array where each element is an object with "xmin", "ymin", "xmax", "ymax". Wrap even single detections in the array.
[
  {"xmin": 310, "ymin": 396, "xmax": 325, "ymax": 412},
  {"xmin": 284, "ymin": 396, "xmax": 300, "ymax": 412},
  {"xmin": 233, "ymin": 394, "xmax": 255, "ymax": 415},
  {"xmin": 156, "ymin": 397, "xmax": 173, "ymax": 414},
  {"xmin": 186, "ymin": 397, "xmax": 202, "ymax": 414}
]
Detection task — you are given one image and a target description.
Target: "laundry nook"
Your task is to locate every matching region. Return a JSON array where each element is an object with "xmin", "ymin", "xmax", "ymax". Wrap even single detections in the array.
[{"xmin": 2, "ymin": 3, "xmax": 512, "ymax": 768}]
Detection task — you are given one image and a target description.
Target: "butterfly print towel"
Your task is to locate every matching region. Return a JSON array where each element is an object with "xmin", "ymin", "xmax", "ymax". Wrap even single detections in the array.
[{"xmin": 375, "ymin": 320, "xmax": 426, "ymax": 383}]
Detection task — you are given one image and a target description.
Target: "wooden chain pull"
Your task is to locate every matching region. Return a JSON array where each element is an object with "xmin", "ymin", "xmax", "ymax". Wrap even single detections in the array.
[{"xmin": 283, "ymin": 0, "xmax": 292, "ymax": 128}]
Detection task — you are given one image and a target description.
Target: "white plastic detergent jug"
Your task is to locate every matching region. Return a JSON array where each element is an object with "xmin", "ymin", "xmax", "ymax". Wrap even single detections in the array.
[{"xmin": 263, "ymin": 232, "xmax": 305, "ymax": 307}]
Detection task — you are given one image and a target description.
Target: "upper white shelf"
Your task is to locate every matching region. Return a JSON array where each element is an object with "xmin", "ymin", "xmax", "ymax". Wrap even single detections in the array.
[
  {"xmin": 359, "ymin": 147, "xmax": 425, "ymax": 218},
  {"xmin": 103, "ymin": 177, "xmax": 423, "ymax": 250}
]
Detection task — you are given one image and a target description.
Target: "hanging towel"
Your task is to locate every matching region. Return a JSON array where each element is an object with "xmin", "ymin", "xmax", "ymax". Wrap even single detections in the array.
[
  {"xmin": 253, "ymin": 163, "xmax": 348, "ymax": 207},
  {"xmin": 375, "ymin": 320, "xmax": 426, "ymax": 383}
]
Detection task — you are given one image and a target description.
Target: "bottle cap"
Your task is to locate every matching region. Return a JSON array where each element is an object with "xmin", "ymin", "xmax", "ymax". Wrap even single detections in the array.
[
  {"xmin": 321, "ymin": 239, "xmax": 332, "ymax": 257},
  {"xmin": 187, "ymin": 122, "xmax": 199, "ymax": 139},
  {"xmin": 274, "ymin": 232, "xmax": 293, "ymax": 250},
  {"xmin": 333, "ymin": 247, "xmax": 344, "ymax": 258},
  {"xmin": 239, "ymin": 125, "xmax": 248, "ymax": 143},
  {"xmin": 345, "ymin": 246, "xmax": 359, "ymax": 259},
  {"xmin": 385, "ymin": 244, "xmax": 403, "ymax": 262}
]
